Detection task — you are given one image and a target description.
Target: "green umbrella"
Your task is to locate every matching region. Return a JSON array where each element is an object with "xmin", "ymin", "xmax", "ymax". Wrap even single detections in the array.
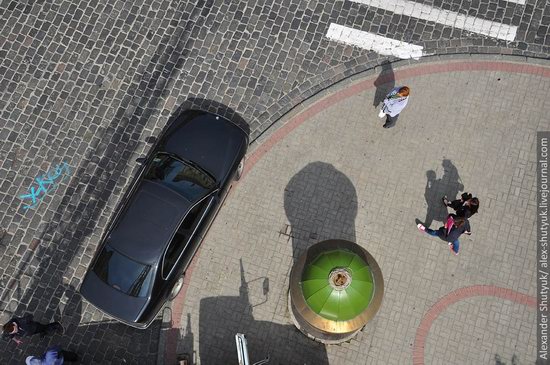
[{"xmin": 301, "ymin": 249, "xmax": 374, "ymax": 321}]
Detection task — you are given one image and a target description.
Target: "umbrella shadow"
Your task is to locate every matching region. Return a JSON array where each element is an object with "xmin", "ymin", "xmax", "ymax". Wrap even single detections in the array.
[{"xmin": 283, "ymin": 162, "xmax": 358, "ymax": 265}]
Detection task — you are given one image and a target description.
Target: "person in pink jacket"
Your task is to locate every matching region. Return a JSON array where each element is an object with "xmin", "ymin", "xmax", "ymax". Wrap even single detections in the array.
[{"xmin": 378, "ymin": 86, "xmax": 410, "ymax": 128}]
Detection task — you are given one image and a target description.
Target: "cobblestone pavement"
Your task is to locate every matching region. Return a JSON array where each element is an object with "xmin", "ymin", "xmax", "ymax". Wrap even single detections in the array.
[
  {"xmin": 168, "ymin": 59, "xmax": 549, "ymax": 364},
  {"xmin": 0, "ymin": 0, "xmax": 549, "ymax": 363}
]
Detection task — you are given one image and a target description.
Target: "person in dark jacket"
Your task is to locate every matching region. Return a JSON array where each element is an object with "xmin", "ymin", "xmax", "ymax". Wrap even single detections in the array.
[
  {"xmin": 417, "ymin": 214, "xmax": 471, "ymax": 255},
  {"xmin": 443, "ymin": 192, "xmax": 479, "ymax": 219},
  {"xmin": 2, "ymin": 314, "xmax": 62, "ymax": 345},
  {"xmin": 26, "ymin": 345, "xmax": 78, "ymax": 365}
]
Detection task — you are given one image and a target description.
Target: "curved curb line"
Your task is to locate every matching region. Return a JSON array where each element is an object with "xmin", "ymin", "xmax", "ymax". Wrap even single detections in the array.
[
  {"xmin": 412, "ymin": 285, "xmax": 536, "ymax": 365},
  {"xmin": 163, "ymin": 59, "xmax": 548, "ymax": 364},
  {"xmin": 244, "ymin": 60, "xmax": 550, "ymax": 179}
]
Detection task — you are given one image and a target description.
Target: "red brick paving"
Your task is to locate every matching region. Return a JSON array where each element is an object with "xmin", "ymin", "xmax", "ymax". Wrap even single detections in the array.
[{"xmin": 412, "ymin": 285, "xmax": 536, "ymax": 365}]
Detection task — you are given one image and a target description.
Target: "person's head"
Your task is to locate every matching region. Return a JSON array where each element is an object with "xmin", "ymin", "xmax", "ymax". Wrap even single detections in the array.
[
  {"xmin": 3, "ymin": 322, "xmax": 16, "ymax": 334},
  {"xmin": 453, "ymin": 216, "xmax": 466, "ymax": 228},
  {"xmin": 467, "ymin": 197, "xmax": 479, "ymax": 214},
  {"xmin": 398, "ymin": 86, "xmax": 410, "ymax": 97}
]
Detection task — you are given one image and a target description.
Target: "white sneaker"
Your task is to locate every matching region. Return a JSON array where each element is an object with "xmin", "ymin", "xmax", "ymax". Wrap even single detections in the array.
[{"xmin": 378, "ymin": 109, "xmax": 385, "ymax": 118}]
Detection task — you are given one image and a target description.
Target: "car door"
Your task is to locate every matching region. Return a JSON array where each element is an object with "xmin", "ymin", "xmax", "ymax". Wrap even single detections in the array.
[
  {"xmin": 199, "ymin": 178, "xmax": 234, "ymax": 241},
  {"xmin": 161, "ymin": 196, "xmax": 215, "ymax": 293}
]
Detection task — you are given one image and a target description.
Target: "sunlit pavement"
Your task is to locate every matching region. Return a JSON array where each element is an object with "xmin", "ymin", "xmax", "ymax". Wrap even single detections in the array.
[{"xmin": 166, "ymin": 57, "xmax": 549, "ymax": 365}]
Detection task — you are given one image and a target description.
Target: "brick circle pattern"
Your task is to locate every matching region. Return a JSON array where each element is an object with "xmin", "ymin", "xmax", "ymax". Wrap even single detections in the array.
[{"xmin": 412, "ymin": 285, "xmax": 536, "ymax": 365}]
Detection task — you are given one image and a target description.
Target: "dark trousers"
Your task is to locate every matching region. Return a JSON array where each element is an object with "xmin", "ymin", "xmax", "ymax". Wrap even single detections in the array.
[
  {"xmin": 383, "ymin": 113, "xmax": 399, "ymax": 128},
  {"xmin": 29, "ymin": 321, "xmax": 59, "ymax": 337},
  {"xmin": 61, "ymin": 350, "xmax": 78, "ymax": 362},
  {"xmin": 425, "ymin": 227, "xmax": 460, "ymax": 253}
]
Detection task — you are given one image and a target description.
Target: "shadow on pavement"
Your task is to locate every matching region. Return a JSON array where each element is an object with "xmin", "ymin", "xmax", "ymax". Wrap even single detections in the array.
[
  {"xmin": 373, "ymin": 60, "xmax": 395, "ymax": 108},
  {"xmin": 197, "ymin": 260, "xmax": 328, "ymax": 364},
  {"xmin": 284, "ymin": 162, "xmax": 358, "ymax": 265},
  {"xmin": 420, "ymin": 159, "xmax": 464, "ymax": 228},
  {"xmin": 178, "ymin": 313, "xmax": 195, "ymax": 363},
  {"xmin": 5, "ymin": 284, "xmax": 160, "ymax": 364},
  {"xmin": 0, "ymin": 1, "xmax": 214, "ymax": 362},
  {"xmin": 495, "ymin": 353, "xmax": 518, "ymax": 365}
]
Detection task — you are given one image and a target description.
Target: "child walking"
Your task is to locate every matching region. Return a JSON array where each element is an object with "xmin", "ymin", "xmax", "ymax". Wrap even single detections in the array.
[{"xmin": 417, "ymin": 214, "xmax": 471, "ymax": 255}]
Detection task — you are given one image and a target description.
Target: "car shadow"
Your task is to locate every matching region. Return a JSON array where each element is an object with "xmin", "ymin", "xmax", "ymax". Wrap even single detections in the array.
[
  {"xmin": 197, "ymin": 259, "xmax": 328, "ymax": 364},
  {"xmin": 0, "ymin": 1, "xmax": 208, "ymax": 362}
]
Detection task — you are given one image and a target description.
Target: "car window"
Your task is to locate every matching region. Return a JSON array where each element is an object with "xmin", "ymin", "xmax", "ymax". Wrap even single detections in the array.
[
  {"xmin": 93, "ymin": 245, "xmax": 154, "ymax": 298},
  {"xmin": 144, "ymin": 153, "xmax": 215, "ymax": 201},
  {"xmin": 162, "ymin": 198, "xmax": 211, "ymax": 278}
]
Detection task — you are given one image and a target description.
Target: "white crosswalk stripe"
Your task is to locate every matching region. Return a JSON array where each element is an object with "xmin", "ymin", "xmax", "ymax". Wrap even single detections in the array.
[
  {"xmin": 326, "ymin": 23, "xmax": 425, "ymax": 59},
  {"xmin": 349, "ymin": 0, "xmax": 518, "ymax": 41},
  {"xmin": 326, "ymin": 0, "xmax": 523, "ymax": 59}
]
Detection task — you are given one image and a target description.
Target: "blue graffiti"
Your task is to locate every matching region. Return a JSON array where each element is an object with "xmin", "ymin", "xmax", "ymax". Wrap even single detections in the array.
[{"xmin": 19, "ymin": 162, "xmax": 72, "ymax": 210}]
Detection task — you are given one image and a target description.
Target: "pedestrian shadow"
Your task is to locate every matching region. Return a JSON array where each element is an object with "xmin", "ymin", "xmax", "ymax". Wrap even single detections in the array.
[
  {"xmin": 373, "ymin": 60, "xmax": 395, "ymax": 108},
  {"xmin": 495, "ymin": 353, "xmax": 518, "ymax": 365},
  {"xmin": 197, "ymin": 259, "xmax": 328, "ymax": 364},
  {"xmin": 419, "ymin": 159, "xmax": 464, "ymax": 229},
  {"xmin": 283, "ymin": 162, "xmax": 358, "ymax": 265}
]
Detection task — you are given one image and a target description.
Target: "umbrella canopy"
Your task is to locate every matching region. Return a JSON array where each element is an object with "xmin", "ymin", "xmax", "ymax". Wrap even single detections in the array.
[{"xmin": 301, "ymin": 249, "xmax": 374, "ymax": 321}]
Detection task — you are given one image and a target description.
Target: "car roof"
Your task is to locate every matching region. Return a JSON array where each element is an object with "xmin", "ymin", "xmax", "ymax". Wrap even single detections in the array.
[{"xmin": 107, "ymin": 180, "xmax": 191, "ymax": 264}]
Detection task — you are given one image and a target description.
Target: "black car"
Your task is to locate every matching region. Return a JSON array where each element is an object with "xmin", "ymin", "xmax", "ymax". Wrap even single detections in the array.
[{"xmin": 80, "ymin": 110, "xmax": 248, "ymax": 328}]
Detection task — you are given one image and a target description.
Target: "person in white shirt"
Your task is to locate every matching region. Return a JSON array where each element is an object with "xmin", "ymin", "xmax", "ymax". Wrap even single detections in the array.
[{"xmin": 378, "ymin": 86, "xmax": 410, "ymax": 128}]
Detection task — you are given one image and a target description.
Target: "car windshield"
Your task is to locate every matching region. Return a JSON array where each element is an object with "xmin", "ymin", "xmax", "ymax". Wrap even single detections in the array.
[
  {"xmin": 145, "ymin": 153, "xmax": 215, "ymax": 201},
  {"xmin": 93, "ymin": 245, "xmax": 153, "ymax": 298}
]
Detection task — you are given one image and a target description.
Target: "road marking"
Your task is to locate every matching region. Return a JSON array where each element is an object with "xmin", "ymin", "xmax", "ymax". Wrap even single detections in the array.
[
  {"xmin": 350, "ymin": 0, "xmax": 518, "ymax": 41},
  {"xmin": 327, "ymin": 23, "xmax": 424, "ymax": 59}
]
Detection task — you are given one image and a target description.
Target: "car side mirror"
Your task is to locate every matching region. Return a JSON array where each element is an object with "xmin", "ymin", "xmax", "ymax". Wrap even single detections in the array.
[
  {"xmin": 145, "ymin": 136, "xmax": 157, "ymax": 144},
  {"xmin": 136, "ymin": 157, "xmax": 147, "ymax": 164}
]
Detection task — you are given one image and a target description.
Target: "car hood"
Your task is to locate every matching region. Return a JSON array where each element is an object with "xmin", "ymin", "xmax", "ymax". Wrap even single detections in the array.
[
  {"xmin": 80, "ymin": 271, "xmax": 149, "ymax": 326},
  {"xmin": 163, "ymin": 112, "xmax": 248, "ymax": 181}
]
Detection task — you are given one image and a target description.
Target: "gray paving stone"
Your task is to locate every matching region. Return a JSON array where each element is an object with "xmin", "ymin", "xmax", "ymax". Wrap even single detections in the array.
[
  {"xmin": 170, "ymin": 63, "xmax": 548, "ymax": 364},
  {"xmin": 0, "ymin": 0, "xmax": 549, "ymax": 362}
]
